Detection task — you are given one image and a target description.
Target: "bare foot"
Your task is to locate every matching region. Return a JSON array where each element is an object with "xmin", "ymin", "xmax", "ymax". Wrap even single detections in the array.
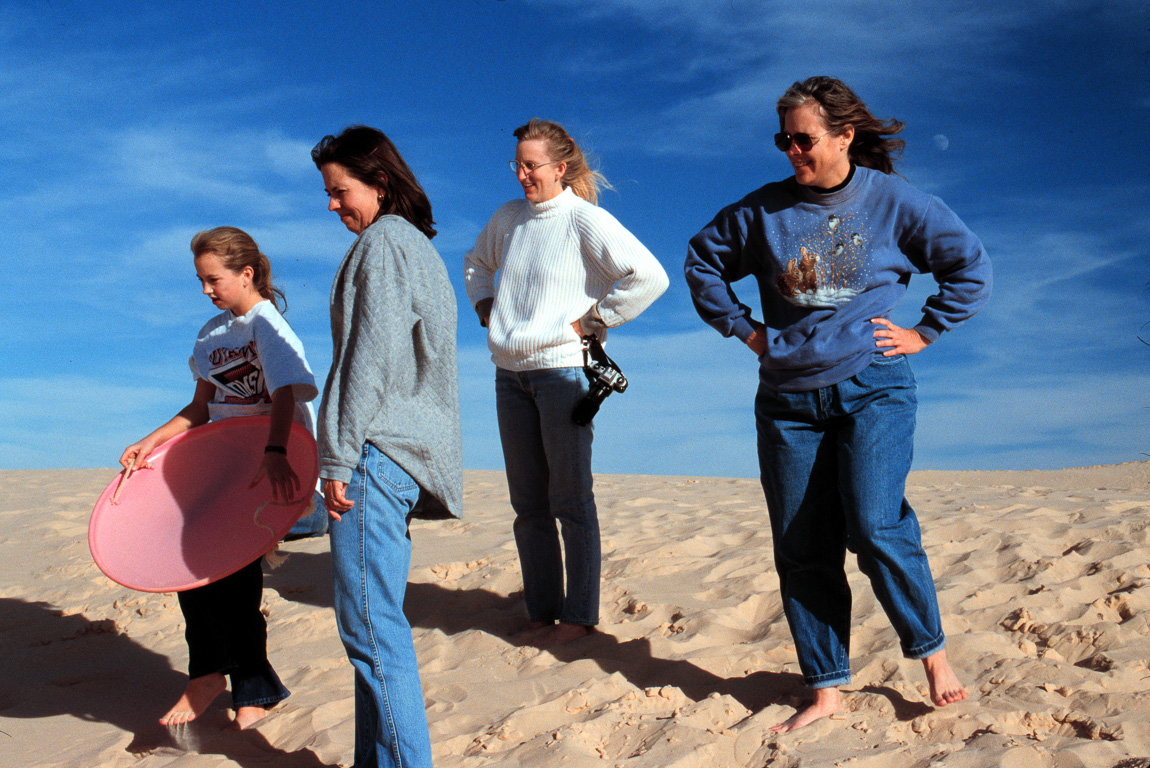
[
  {"xmin": 922, "ymin": 649, "xmax": 967, "ymax": 706},
  {"xmin": 160, "ymin": 673, "xmax": 227, "ymax": 726},
  {"xmin": 232, "ymin": 705, "xmax": 270, "ymax": 730},
  {"xmin": 513, "ymin": 620, "xmax": 554, "ymax": 644},
  {"xmin": 535, "ymin": 623, "xmax": 592, "ymax": 647},
  {"xmin": 770, "ymin": 686, "xmax": 841, "ymax": 733}
]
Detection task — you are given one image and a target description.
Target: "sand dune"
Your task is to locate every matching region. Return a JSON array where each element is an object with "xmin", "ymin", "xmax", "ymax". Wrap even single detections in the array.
[{"xmin": 2, "ymin": 465, "xmax": 1149, "ymax": 767}]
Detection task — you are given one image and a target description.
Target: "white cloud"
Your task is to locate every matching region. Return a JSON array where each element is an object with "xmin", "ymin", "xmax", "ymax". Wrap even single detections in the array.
[
  {"xmin": 0, "ymin": 375, "xmax": 189, "ymax": 470},
  {"xmin": 532, "ymin": 0, "xmax": 1107, "ymax": 161},
  {"xmin": 98, "ymin": 127, "xmax": 299, "ymax": 215}
]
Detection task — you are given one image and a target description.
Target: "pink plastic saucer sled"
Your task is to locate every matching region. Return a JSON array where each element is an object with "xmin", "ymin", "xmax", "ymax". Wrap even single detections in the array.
[{"xmin": 89, "ymin": 416, "xmax": 320, "ymax": 593}]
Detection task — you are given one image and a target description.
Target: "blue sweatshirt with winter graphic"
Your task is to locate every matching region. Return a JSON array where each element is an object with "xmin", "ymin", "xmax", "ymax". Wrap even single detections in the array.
[{"xmin": 685, "ymin": 166, "xmax": 992, "ymax": 392}]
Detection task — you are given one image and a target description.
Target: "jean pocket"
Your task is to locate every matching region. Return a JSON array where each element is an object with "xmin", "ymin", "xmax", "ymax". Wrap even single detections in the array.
[
  {"xmin": 870, "ymin": 351, "xmax": 906, "ymax": 365},
  {"xmin": 372, "ymin": 448, "xmax": 419, "ymax": 493},
  {"xmin": 854, "ymin": 353, "xmax": 916, "ymax": 393}
]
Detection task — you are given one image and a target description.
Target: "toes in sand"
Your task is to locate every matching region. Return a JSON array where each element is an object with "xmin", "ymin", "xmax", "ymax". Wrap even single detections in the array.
[
  {"xmin": 770, "ymin": 686, "xmax": 842, "ymax": 733},
  {"xmin": 535, "ymin": 623, "xmax": 593, "ymax": 648},
  {"xmin": 923, "ymin": 649, "xmax": 967, "ymax": 707},
  {"xmin": 160, "ymin": 673, "xmax": 228, "ymax": 727}
]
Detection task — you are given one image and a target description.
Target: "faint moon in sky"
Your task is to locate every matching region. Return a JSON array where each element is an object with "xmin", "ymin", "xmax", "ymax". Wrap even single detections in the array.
[{"xmin": 933, "ymin": 134, "xmax": 950, "ymax": 150}]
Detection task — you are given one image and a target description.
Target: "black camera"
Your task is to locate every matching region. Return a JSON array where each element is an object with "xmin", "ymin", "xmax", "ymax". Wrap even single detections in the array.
[{"xmin": 572, "ymin": 335, "xmax": 627, "ymax": 426}]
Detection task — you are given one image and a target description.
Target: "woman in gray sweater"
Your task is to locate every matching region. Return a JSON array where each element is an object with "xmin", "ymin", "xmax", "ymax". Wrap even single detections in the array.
[{"xmin": 312, "ymin": 125, "xmax": 461, "ymax": 768}]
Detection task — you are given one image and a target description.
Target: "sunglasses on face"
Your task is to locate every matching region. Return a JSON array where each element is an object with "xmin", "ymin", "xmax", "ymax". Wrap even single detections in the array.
[{"xmin": 773, "ymin": 131, "xmax": 830, "ymax": 152}]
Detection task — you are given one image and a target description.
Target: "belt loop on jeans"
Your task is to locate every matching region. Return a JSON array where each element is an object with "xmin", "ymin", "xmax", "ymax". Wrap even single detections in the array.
[{"xmin": 815, "ymin": 385, "xmax": 830, "ymax": 419}]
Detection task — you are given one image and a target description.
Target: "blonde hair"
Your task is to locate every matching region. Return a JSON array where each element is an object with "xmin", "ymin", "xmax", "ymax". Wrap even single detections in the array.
[
  {"xmin": 190, "ymin": 226, "xmax": 286, "ymax": 312},
  {"xmin": 512, "ymin": 119, "xmax": 610, "ymax": 205}
]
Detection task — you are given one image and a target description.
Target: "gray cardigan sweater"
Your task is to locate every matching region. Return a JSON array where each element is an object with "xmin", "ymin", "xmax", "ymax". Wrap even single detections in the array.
[{"xmin": 318, "ymin": 216, "xmax": 462, "ymax": 519}]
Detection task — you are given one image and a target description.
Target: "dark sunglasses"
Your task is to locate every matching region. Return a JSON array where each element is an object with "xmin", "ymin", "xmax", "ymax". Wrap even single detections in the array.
[{"xmin": 773, "ymin": 131, "xmax": 830, "ymax": 152}]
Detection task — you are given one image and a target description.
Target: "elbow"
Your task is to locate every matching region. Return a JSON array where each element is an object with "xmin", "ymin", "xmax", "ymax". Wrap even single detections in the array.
[{"xmin": 654, "ymin": 265, "xmax": 670, "ymax": 296}]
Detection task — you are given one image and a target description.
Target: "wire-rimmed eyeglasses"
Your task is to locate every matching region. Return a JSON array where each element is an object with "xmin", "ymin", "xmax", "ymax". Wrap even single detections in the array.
[{"xmin": 509, "ymin": 160, "xmax": 561, "ymax": 173}]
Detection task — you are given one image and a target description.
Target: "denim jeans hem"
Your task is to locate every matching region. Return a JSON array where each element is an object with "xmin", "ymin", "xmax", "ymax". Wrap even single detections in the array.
[
  {"xmin": 233, "ymin": 690, "xmax": 290, "ymax": 709},
  {"xmin": 805, "ymin": 670, "xmax": 851, "ymax": 689},
  {"xmin": 904, "ymin": 633, "xmax": 946, "ymax": 660},
  {"xmin": 229, "ymin": 668, "xmax": 290, "ymax": 710}
]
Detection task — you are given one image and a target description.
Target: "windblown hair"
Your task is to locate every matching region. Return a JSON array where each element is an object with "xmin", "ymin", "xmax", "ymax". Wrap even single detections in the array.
[
  {"xmin": 512, "ymin": 118, "xmax": 610, "ymax": 205},
  {"xmin": 191, "ymin": 226, "xmax": 285, "ymax": 312},
  {"xmin": 776, "ymin": 76, "xmax": 905, "ymax": 174},
  {"xmin": 311, "ymin": 125, "xmax": 437, "ymax": 239}
]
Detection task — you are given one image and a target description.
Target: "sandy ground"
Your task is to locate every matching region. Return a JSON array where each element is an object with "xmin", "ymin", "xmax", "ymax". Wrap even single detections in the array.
[{"xmin": 2, "ymin": 465, "xmax": 1150, "ymax": 768}]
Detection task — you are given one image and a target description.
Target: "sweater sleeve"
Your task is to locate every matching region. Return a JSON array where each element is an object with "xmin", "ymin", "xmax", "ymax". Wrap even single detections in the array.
[
  {"xmin": 318, "ymin": 228, "xmax": 413, "ymax": 484},
  {"xmin": 684, "ymin": 205, "xmax": 761, "ymax": 343},
  {"xmin": 463, "ymin": 203, "xmax": 512, "ymax": 308},
  {"xmin": 905, "ymin": 196, "xmax": 993, "ymax": 342},
  {"xmin": 573, "ymin": 205, "xmax": 669, "ymax": 335}
]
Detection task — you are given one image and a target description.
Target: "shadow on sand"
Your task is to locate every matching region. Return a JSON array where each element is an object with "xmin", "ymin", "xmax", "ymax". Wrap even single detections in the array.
[
  {"xmin": 269, "ymin": 547, "xmax": 805, "ymax": 713},
  {"xmin": 265, "ymin": 546, "xmax": 929, "ymax": 723},
  {"xmin": 0, "ymin": 597, "xmax": 332, "ymax": 766},
  {"xmin": 402, "ymin": 578, "xmax": 806, "ymax": 713}
]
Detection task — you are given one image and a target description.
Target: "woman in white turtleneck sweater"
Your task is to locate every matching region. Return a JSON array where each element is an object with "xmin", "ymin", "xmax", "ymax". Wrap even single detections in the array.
[{"xmin": 464, "ymin": 118, "xmax": 668, "ymax": 646}]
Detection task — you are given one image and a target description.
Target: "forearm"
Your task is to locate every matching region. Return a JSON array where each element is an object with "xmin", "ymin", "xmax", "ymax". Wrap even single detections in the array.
[
  {"xmin": 685, "ymin": 257, "xmax": 760, "ymax": 342},
  {"xmin": 266, "ymin": 386, "xmax": 296, "ymax": 448},
  {"xmin": 685, "ymin": 223, "xmax": 758, "ymax": 341},
  {"xmin": 463, "ymin": 218, "xmax": 501, "ymax": 307},
  {"xmin": 318, "ymin": 364, "xmax": 374, "ymax": 484},
  {"xmin": 122, "ymin": 381, "xmax": 212, "ymax": 467},
  {"xmin": 153, "ymin": 387, "xmax": 212, "ymax": 443},
  {"xmin": 578, "ymin": 210, "xmax": 669, "ymax": 329},
  {"xmin": 590, "ymin": 258, "xmax": 670, "ymax": 331},
  {"xmin": 463, "ymin": 263, "xmax": 496, "ymax": 308},
  {"xmin": 916, "ymin": 199, "xmax": 993, "ymax": 332}
]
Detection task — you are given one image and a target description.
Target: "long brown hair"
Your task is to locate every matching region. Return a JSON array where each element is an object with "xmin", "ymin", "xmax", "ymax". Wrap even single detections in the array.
[
  {"xmin": 777, "ymin": 76, "xmax": 905, "ymax": 174},
  {"xmin": 312, "ymin": 126, "xmax": 437, "ymax": 239},
  {"xmin": 512, "ymin": 119, "xmax": 610, "ymax": 205},
  {"xmin": 190, "ymin": 226, "xmax": 285, "ymax": 312}
]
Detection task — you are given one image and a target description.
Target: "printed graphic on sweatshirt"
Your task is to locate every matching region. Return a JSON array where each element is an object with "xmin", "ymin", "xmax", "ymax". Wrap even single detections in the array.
[
  {"xmin": 207, "ymin": 341, "xmax": 269, "ymax": 405},
  {"xmin": 776, "ymin": 212, "xmax": 868, "ymax": 308}
]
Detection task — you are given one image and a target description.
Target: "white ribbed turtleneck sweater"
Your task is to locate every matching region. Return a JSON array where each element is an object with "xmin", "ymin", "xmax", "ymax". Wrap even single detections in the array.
[{"xmin": 464, "ymin": 187, "xmax": 668, "ymax": 372}]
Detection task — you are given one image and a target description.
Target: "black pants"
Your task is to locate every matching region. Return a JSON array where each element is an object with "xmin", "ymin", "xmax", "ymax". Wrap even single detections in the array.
[{"xmin": 176, "ymin": 557, "xmax": 289, "ymax": 708}]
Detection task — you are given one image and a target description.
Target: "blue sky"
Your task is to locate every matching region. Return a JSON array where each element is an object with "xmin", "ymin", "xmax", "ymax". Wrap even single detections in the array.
[{"xmin": 2, "ymin": 0, "xmax": 1147, "ymax": 477}]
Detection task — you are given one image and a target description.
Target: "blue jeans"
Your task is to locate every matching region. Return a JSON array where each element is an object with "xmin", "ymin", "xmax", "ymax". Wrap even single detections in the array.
[
  {"xmin": 285, "ymin": 490, "xmax": 330, "ymax": 540},
  {"xmin": 331, "ymin": 443, "xmax": 432, "ymax": 768},
  {"xmin": 755, "ymin": 354, "xmax": 945, "ymax": 689},
  {"xmin": 178, "ymin": 557, "xmax": 290, "ymax": 709},
  {"xmin": 496, "ymin": 366, "xmax": 599, "ymax": 626}
]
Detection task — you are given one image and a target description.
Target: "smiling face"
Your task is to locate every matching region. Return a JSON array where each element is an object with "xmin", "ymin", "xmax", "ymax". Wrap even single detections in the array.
[
  {"xmin": 515, "ymin": 139, "xmax": 566, "ymax": 203},
  {"xmin": 195, "ymin": 252, "xmax": 259, "ymax": 316},
  {"xmin": 321, "ymin": 162, "xmax": 383, "ymax": 234},
  {"xmin": 782, "ymin": 103, "xmax": 854, "ymax": 189}
]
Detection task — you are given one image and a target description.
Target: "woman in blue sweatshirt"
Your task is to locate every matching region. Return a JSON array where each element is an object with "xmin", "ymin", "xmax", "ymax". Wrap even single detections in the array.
[{"xmin": 685, "ymin": 76, "xmax": 991, "ymax": 732}]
